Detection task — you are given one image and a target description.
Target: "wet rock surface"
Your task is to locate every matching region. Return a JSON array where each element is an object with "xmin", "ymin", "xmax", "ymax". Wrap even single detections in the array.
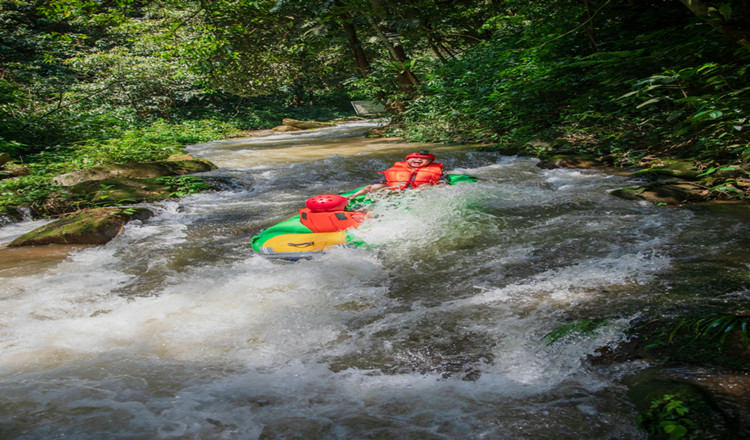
[
  {"xmin": 9, "ymin": 207, "xmax": 153, "ymax": 246},
  {"xmin": 536, "ymin": 154, "xmax": 749, "ymax": 207},
  {"xmin": 53, "ymin": 159, "xmax": 216, "ymax": 186}
]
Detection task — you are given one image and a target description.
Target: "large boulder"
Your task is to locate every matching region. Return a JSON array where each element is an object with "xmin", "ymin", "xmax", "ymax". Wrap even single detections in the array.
[
  {"xmin": 53, "ymin": 159, "xmax": 216, "ymax": 186},
  {"xmin": 611, "ymin": 182, "xmax": 706, "ymax": 205},
  {"xmin": 69, "ymin": 177, "xmax": 181, "ymax": 205},
  {"xmin": 272, "ymin": 124, "xmax": 302, "ymax": 132},
  {"xmin": 280, "ymin": 118, "xmax": 335, "ymax": 130},
  {"xmin": 8, "ymin": 207, "xmax": 153, "ymax": 246},
  {"xmin": 536, "ymin": 154, "xmax": 607, "ymax": 169},
  {"xmin": 630, "ymin": 159, "xmax": 703, "ymax": 181}
]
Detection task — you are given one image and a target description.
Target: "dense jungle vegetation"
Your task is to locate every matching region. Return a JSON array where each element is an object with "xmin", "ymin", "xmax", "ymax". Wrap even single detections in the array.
[{"xmin": 1, "ymin": 0, "xmax": 749, "ymax": 217}]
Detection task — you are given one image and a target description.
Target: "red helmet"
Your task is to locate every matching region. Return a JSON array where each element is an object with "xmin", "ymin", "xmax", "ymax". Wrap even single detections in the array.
[
  {"xmin": 405, "ymin": 151, "xmax": 435, "ymax": 161},
  {"xmin": 305, "ymin": 194, "xmax": 349, "ymax": 212}
]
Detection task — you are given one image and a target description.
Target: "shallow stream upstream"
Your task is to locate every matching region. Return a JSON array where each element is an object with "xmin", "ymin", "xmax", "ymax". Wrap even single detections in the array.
[{"xmin": 0, "ymin": 121, "xmax": 748, "ymax": 439}]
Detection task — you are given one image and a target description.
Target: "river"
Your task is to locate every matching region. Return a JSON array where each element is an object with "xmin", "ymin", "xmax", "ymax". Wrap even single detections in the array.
[{"xmin": 0, "ymin": 121, "xmax": 748, "ymax": 439}]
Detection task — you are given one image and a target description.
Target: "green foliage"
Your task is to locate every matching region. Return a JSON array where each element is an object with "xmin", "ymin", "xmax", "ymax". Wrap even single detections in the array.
[
  {"xmin": 669, "ymin": 312, "xmax": 750, "ymax": 347},
  {"xmin": 542, "ymin": 319, "xmax": 609, "ymax": 345},
  {"xmin": 0, "ymin": 0, "xmax": 355, "ymax": 161},
  {"xmin": 636, "ymin": 394, "xmax": 695, "ymax": 440},
  {"xmin": 0, "ymin": 176, "xmax": 56, "ymax": 216},
  {"xmin": 394, "ymin": 0, "xmax": 592, "ymax": 143},
  {"xmin": 396, "ymin": 0, "xmax": 750, "ymax": 180},
  {"xmin": 0, "ymin": 119, "xmax": 231, "ymax": 217},
  {"xmin": 17, "ymin": 119, "xmax": 233, "ymax": 177},
  {"xmin": 156, "ymin": 176, "xmax": 212, "ymax": 198},
  {"xmin": 616, "ymin": 60, "xmax": 750, "ymax": 163},
  {"xmin": 635, "ymin": 310, "xmax": 750, "ymax": 371},
  {"xmin": 69, "ymin": 120, "xmax": 235, "ymax": 167}
]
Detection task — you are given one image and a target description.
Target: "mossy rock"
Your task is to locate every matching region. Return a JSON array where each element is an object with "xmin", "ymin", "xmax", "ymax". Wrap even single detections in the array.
[
  {"xmin": 631, "ymin": 159, "xmax": 702, "ymax": 181},
  {"xmin": 70, "ymin": 177, "xmax": 176, "ymax": 205},
  {"xmin": 281, "ymin": 118, "xmax": 335, "ymax": 130},
  {"xmin": 611, "ymin": 182, "xmax": 705, "ymax": 205},
  {"xmin": 8, "ymin": 207, "xmax": 153, "ymax": 246},
  {"xmin": 53, "ymin": 159, "xmax": 216, "ymax": 186},
  {"xmin": 536, "ymin": 154, "xmax": 606, "ymax": 169},
  {"xmin": 272, "ymin": 124, "xmax": 303, "ymax": 132}
]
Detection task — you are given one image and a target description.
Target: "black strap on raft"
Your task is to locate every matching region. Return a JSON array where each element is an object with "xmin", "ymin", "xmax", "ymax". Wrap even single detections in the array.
[{"xmin": 288, "ymin": 241, "xmax": 314, "ymax": 247}]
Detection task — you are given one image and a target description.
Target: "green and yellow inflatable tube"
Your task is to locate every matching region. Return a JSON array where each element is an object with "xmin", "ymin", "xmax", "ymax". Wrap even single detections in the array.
[{"xmin": 250, "ymin": 174, "xmax": 477, "ymax": 259}]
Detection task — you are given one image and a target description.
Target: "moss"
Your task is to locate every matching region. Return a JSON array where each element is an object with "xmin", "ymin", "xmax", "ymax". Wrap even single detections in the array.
[
  {"xmin": 536, "ymin": 154, "xmax": 607, "ymax": 169},
  {"xmin": 71, "ymin": 178, "xmax": 173, "ymax": 206},
  {"xmin": 631, "ymin": 159, "xmax": 703, "ymax": 181},
  {"xmin": 53, "ymin": 159, "xmax": 216, "ymax": 186},
  {"xmin": 8, "ymin": 207, "xmax": 153, "ymax": 246},
  {"xmin": 611, "ymin": 183, "xmax": 706, "ymax": 206}
]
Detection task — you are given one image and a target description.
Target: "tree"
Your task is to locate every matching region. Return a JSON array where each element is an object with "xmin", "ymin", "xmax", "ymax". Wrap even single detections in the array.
[
  {"xmin": 186, "ymin": 0, "xmax": 503, "ymax": 111},
  {"xmin": 678, "ymin": 0, "xmax": 750, "ymax": 46}
]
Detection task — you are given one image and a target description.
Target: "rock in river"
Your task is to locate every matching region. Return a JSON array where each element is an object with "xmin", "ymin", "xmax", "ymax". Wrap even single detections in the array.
[
  {"xmin": 53, "ymin": 159, "xmax": 216, "ymax": 186},
  {"xmin": 8, "ymin": 207, "xmax": 153, "ymax": 246}
]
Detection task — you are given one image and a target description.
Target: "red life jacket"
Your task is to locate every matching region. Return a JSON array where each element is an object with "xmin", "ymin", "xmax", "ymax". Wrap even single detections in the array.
[
  {"xmin": 379, "ymin": 162, "xmax": 444, "ymax": 190},
  {"xmin": 299, "ymin": 209, "xmax": 365, "ymax": 233}
]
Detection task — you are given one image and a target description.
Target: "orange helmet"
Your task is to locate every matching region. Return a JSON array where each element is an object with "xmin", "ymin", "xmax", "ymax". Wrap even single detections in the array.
[{"xmin": 305, "ymin": 194, "xmax": 348, "ymax": 212}]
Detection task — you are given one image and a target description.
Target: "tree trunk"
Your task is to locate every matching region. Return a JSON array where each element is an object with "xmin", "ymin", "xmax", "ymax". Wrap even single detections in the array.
[
  {"xmin": 335, "ymin": 1, "xmax": 371, "ymax": 78},
  {"xmin": 365, "ymin": 14, "xmax": 419, "ymax": 86},
  {"xmin": 678, "ymin": 0, "xmax": 750, "ymax": 46},
  {"xmin": 581, "ymin": 0, "xmax": 598, "ymax": 49}
]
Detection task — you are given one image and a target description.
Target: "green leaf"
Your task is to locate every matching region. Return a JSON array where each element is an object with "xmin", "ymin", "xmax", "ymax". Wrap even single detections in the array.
[{"xmin": 636, "ymin": 98, "xmax": 662, "ymax": 108}]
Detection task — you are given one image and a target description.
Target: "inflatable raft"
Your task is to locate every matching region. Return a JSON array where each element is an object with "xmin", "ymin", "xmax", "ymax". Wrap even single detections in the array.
[{"xmin": 250, "ymin": 174, "xmax": 477, "ymax": 259}]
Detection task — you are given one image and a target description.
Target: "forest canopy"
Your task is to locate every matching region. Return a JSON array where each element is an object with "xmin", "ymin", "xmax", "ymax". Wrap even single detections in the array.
[{"xmin": 1, "ymin": 0, "xmax": 749, "ymax": 211}]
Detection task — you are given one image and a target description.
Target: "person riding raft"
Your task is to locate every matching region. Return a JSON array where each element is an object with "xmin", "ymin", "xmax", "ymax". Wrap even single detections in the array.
[
  {"xmin": 348, "ymin": 150, "xmax": 446, "ymax": 199},
  {"xmin": 299, "ymin": 151, "xmax": 444, "ymax": 233}
]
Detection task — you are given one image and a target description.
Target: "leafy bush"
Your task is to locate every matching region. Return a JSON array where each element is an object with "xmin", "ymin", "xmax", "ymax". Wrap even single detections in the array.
[
  {"xmin": 637, "ymin": 394, "xmax": 695, "ymax": 440},
  {"xmin": 156, "ymin": 176, "xmax": 212, "ymax": 198},
  {"xmin": 394, "ymin": 1, "xmax": 750, "ymax": 174},
  {"xmin": 62, "ymin": 119, "xmax": 236, "ymax": 169},
  {"xmin": 669, "ymin": 312, "xmax": 750, "ymax": 346},
  {"xmin": 0, "ymin": 176, "xmax": 57, "ymax": 216},
  {"xmin": 0, "ymin": 119, "xmax": 235, "ymax": 217}
]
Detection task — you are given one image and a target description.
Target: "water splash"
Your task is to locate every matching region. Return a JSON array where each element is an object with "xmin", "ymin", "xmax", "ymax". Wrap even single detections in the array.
[{"xmin": 0, "ymin": 135, "xmax": 746, "ymax": 439}]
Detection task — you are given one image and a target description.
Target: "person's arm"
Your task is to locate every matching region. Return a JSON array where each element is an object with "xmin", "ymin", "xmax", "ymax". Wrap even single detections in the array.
[
  {"xmin": 348, "ymin": 183, "xmax": 387, "ymax": 199},
  {"xmin": 348, "ymin": 174, "xmax": 388, "ymax": 199},
  {"xmin": 348, "ymin": 185, "xmax": 372, "ymax": 199}
]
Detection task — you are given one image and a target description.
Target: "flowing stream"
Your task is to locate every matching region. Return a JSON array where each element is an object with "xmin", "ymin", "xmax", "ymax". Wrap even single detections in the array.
[{"xmin": 1, "ymin": 121, "xmax": 748, "ymax": 439}]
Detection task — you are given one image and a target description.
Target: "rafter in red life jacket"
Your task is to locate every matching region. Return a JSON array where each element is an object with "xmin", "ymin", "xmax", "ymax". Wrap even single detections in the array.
[{"xmin": 379, "ymin": 162, "xmax": 443, "ymax": 190}]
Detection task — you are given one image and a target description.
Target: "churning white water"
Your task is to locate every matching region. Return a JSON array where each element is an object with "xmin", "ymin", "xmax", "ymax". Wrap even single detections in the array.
[{"xmin": 1, "ymin": 122, "xmax": 748, "ymax": 439}]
